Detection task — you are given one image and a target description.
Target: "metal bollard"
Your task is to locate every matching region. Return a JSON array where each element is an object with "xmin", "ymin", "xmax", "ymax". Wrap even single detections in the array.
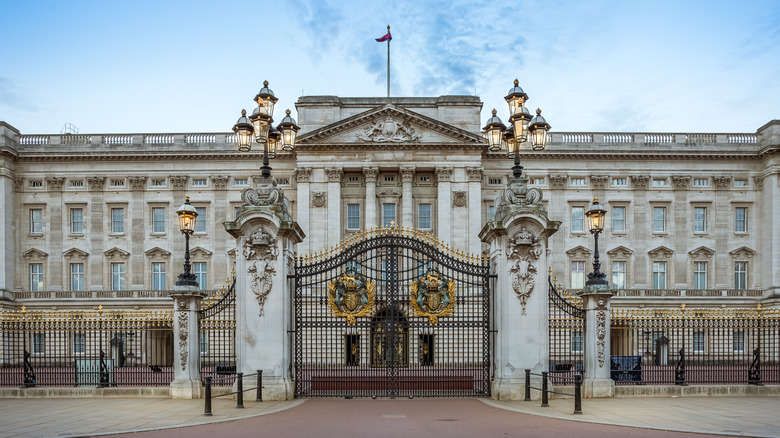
[
  {"xmin": 524, "ymin": 369, "xmax": 531, "ymax": 401},
  {"xmin": 573, "ymin": 374, "xmax": 582, "ymax": 415},
  {"xmin": 204, "ymin": 376, "xmax": 213, "ymax": 416},
  {"xmin": 541, "ymin": 371, "xmax": 549, "ymax": 407},
  {"xmin": 236, "ymin": 372, "xmax": 244, "ymax": 408},
  {"xmin": 256, "ymin": 370, "xmax": 263, "ymax": 402}
]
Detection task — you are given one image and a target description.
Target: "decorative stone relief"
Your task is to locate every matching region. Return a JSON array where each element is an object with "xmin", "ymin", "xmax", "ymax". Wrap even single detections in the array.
[
  {"xmin": 596, "ymin": 299, "xmax": 608, "ymax": 368},
  {"xmin": 169, "ymin": 176, "xmax": 188, "ymax": 190},
  {"xmin": 493, "ymin": 177, "xmax": 544, "ymax": 223},
  {"xmin": 46, "ymin": 177, "xmax": 65, "ymax": 191},
  {"xmin": 295, "ymin": 167, "xmax": 312, "ymax": 183},
  {"xmin": 506, "ymin": 227, "xmax": 543, "ymax": 315},
  {"xmin": 671, "ymin": 175, "xmax": 690, "ymax": 189},
  {"xmin": 590, "ymin": 175, "xmax": 609, "ymax": 189},
  {"xmin": 435, "ymin": 167, "xmax": 453, "ymax": 182},
  {"xmin": 177, "ymin": 300, "xmax": 188, "ymax": 371},
  {"xmin": 363, "ymin": 167, "xmax": 379, "ymax": 183},
  {"xmin": 326, "ymin": 167, "xmax": 343, "ymax": 183},
  {"xmin": 128, "ymin": 176, "xmax": 147, "ymax": 191},
  {"xmin": 211, "ymin": 176, "xmax": 229, "ymax": 190},
  {"xmin": 631, "ymin": 175, "xmax": 649, "ymax": 190},
  {"xmin": 243, "ymin": 228, "xmax": 279, "ymax": 317},
  {"xmin": 87, "ymin": 177, "xmax": 105, "ymax": 191},
  {"xmin": 452, "ymin": 191, "xmax": 467, "ymax": 207},
  {"xmin": 752, "ymin": 175, "xmax": 764, "ymax": 190},
  {"xmin": 312, "ymin": 192, "xmax": 327, "ymax": 208},
  {"xmin": 466, "ymin": 167, "xmax": 483, "ymax": 182},
  {"xmin": 357, "ymin": 116, "xmax": 422, "ymax": 142},
  {"xmin": 13, "ymin": 178, "xmax": 24, "ymax": 191},
  {"xmin": 713, "ymin": 176, "xmax": 732, "ymax": 189},
  {"xmin": 549, "ymin": 175, "xmax": 567, "ymax": 189},
  {"xmin": 399, "ymin": 166, "xmax": 415, "ymax": 183}
]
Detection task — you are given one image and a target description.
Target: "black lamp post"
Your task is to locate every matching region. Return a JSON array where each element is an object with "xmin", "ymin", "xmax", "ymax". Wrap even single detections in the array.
[
  {"xmin": 232, "ymin": 81, "xmax": 301, "ymax": 180},
  {"xmin": 584, "ymin": 197, "xmax": 609, "ymax": 288},
  {"xmin": 482, "ymin": 79, "xmax": 551, "ymax": 179},
  {"xmin": 175, "ymin": 196, "xmax": 199, "ymax": 287}
]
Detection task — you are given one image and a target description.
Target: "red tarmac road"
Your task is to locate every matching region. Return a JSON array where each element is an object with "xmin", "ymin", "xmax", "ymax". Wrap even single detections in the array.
[{"xmin": 106, "ymin": 398, "xmax": 728, "ymax": 438}]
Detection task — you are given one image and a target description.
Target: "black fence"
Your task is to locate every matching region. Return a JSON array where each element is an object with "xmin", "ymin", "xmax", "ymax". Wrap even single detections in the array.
[
  {"xmin": 199, "ymin": 281, "xmax": 237, "ymax": 387},
  {"xmin": 548, "ymin": 276, "xmax": 584, "ymax": 385}
]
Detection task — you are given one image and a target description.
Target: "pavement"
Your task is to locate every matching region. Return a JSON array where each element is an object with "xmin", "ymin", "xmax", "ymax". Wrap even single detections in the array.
[{"xmin": 0, "ymin": 394, "xmax": 777, "ymax": 438}]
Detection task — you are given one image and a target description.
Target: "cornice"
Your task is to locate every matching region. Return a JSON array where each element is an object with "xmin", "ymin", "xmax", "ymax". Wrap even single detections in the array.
[{"xmin": 482, "ymin": 151, "xmax": 761, "ymax": 161}]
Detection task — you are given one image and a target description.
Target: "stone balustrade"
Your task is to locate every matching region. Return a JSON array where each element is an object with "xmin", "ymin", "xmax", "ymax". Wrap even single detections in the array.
[{"xmin": 10, "ymin": 289, "xmax": 222, "ymax": 300}]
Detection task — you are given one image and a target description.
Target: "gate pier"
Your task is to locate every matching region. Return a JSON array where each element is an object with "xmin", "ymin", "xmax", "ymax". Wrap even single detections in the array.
[
  {"xmin": 224, "ymin": 181, "xmax": 305, "ymax": 400},
  {"xmin": 480, "ymin": 177, "xmax": 560, "ymax": 400}
]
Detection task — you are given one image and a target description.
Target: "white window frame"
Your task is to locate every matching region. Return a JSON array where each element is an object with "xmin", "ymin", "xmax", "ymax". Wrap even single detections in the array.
[
  {"xmin": 694, "ymin": 207, "xmax": 707, "ymax": 233},
  {"xmin": 152, "ymin": 207, "xmax": 166, "ymax": 234},
  {"xmin": 193, "ymin": 262, "xmax": 207, "ymax": 290},
  {"xmin": 33, "ymin": 333, "xmax": 45, "ymax": 354},
  {"xmin": 70, "ymin": 208, "xmax": 84, "ymax": 234},
  {"xmin": 195, "ymin": 207, "xmax": 207, "ymax": 234},
  {"xmin": 735, "ymin": 207, "xmax": 747, "ymax": 233},
  {"xmin": 652, "ymin": 261, "xmax": 667, "ymax": 289},
  {"xmin": 382, "ymin": 203, "xmax": 396, "ymax": 227},
  {"xmin": 693, "ymin": 331, "xmax": 705, "ymax": 354},
  {"xmin": 733, "ymin": 330, "xmax": 745, "ymax": 353},
  {"xmin": 571, "ymin": 261, "xmax": 585, "ymax": 289},
  {"xmin": 30, "ymin": 263, "xmax": 44, "ymax": 292},
  {"xmin": 611, "ymin": 206, "xmax": 626, "ymax": 233},
  {"xmin": 70, "ymin": 263, "xmax": 84, "ymax": 291},
  {"xmin": 571, "ymin": 206, "xmax": 585, "ymax": 233},
  {"xmin": 73, "ymin": 332, "xmax": 86, "ymax": 355},
  {"xmin": 111, "ymin": 263, "xmax": 125, "ymax": 291},
  {"xmin": 346, "ymin": 204, "xmax": 361, "ymax": 230},
  {"xmin": 653, "ymin": 207, "xmax": 666, "ymax": 233},
  {"xmin": 30, "ymin": 208, "xmax": 43, "ymax": 234},
  {"xmin": 417, "ymin": 203, "xmax": 432, "ymax": 230},
  {"xmin": 111, "ymin": 208, "xmax": 125, "ymax": 234},
  {"xmin": 734, "ymin": 262, "xmax": 748, "ymax": 290},
  {"xmin": 693, "ymin": 261, "xmax": 707, "ymax": 289},
  {"xmin": 152, "ymin": 262, "xmax": 166, "ymax": 291},
  {"xmin": 611, "ymin": 261, "xmax": 626, "ymax": 289},
  {"xmin": 570, "ymin": 330, "xmax": 584, "ymax": 354}
]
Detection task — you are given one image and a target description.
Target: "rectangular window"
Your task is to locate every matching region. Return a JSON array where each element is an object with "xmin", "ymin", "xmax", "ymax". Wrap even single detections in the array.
[
  {"xmin": 612, "ymin": 206, "xmax": 625, "ymax": 232},
  {"xmin": 194, "ymin": 262, "xmax": 207, "ymax": 290},
  {"xmin": 33, "ymin": 333, "xmax": 45, "ymax": 354},
  {"xmin": 652, "ymin": 261, "xmax": 667, "ymax": 289},
  {"xmin": 382, "ymin": 203, "xmax": 396, "ymax": 227},
  {"xmin": 111, "ymin": 208, "xmax": 125, "ymax": 234},
  {"xmin": 70, "ymin": 180, "xmax": 84, "ymax": 187},
  {"xmin": 531, "ymin": 178, "xmax": 545, "ymax": 185},
  {"xmin": 693, "ymin": 178, "xmax": 708, "ymax": 186},
  {"xmin": 29, "ymin": 180, "xmax": 43, "ymax": 188},
  {"xmin": 346, "ymin": 204, "xmax": 361, "ymax": 230},
  {"xmin": 488, "ymin": 206, "xmax": 495, "ymax": 221},
  {"xmin": 70, "ymin": 208, "xmax": 83, "ymax": 234},
  {"xmin": 418, "ymin": 204, "xmax": 432, "ymax": 229},
  {"xmin": 73, "ymin": 333, "xmax": 86, "ymax": 355},
  {"xmin": 234, "ymin": 178, "xmax": 248, "ymax": 186},
  {"xmin": 420, "ymin": 175, "xmax": 432, "ymax": 183},
  {"xmin": 111, "ymin": 263, "xmax": 125, "ymax": 291},
  {"xmin": 571, "ymin": 177, "xmax": 585, "ymax": 186},
  {"xmin": 734, "ymin": 180, "xmax": 747, "ymax": 187},
  {"xmin": 693, "ymin": 331, "xmax": 705, "ymax": 354},
  {"xmin": 30, "ymin": 209, "xmax": 43, "ymax": 234},
  {"xmin": 199, "ymin": 332, "xmax": 208, "ymax": 355},
  {"xmin": 612, "ymin": 178, "xmax": 627, "ymax": 186},
  {"xmin": 571, "ymin": 261, "xmax": 585, "ymax": 289},
  {"xmin": 571, "ymin": 206, "xmax": 584, "ymax": 232},
  {"xmin": 735, "ymin": 207, "xmax": 747, "ymax": 233},
  {"xmin": 30, "ymin": 264, "xmax": 44, "ymax": 291},
  {"xmin": 276, "ymin": 178, "xmax": 290, "ymax": 185},
  {"xmin": 693, "ymin": 262, "xmax": 707, "ymax": 289},
  {"xmin": 152, "ymin": 262, "xmax": 166, "ymax": 291},
  {"xmin": 151, "ymin": 179, "xmax": 166, "ymax": 187},
  {"xmin": 611, "ymin": 261, "xmax": 626, "ymax": 289},
  {"xmin": 733, "ymin": 330, "xmax": 745, "ymax": 353},
  {"xmin": 694, "ymin": 207, "xmax": 707, "ymax": 233},
  {"xmin": 70, "ymin": 263, "xmax": 84, "ymax": 291},
  {"xmin": 571, "ymin": 330, "xmax": 584, "ymax": 353},
  {"xmin": 193, "ymin": 179, "xmax": 207, "ymax": 186},
  {"xmin": 653, "ymin": 207, "xmax": 666, "ymax": 233},
  {"xmin": 110, "ymin": 179, "xmax": 125, "ymax": 187},
  {"xmin": 734, "ymin": 262, "xmax": 748, "ymax": 290},
  {"xmin": 488, "ymin": 177, "xmax": 502, "ymax": 185},
  {"xmin": 347, "ymin": 176, "xmax": 360, "ymax": 183},
  {"xmin": 152, "ymin": 207, "xmax": 166, "ymax": 234},
  {"xmin": 195, "ymin": 207, "xmax": 207, "ymax": 233},
  {"xmin": 652, "ymin": 179, "xmax": 665, "ymax": 186}
]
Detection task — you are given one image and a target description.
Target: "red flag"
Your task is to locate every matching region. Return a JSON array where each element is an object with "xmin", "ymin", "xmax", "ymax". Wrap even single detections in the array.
[{"xmin": 376, "ymin": 31, "xmax": 392, "ymax": 42}]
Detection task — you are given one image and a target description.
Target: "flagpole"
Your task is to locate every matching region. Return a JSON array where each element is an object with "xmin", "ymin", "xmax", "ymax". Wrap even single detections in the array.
[{"xmin": 386, "ymin": 25, "xmax": 390, "ymax": 97}]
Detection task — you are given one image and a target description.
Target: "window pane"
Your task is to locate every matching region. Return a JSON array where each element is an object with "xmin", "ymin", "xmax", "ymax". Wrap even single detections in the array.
[
  {"xmin": 30, "ymin": 264, "xmax": 44, "ymax": 291},
  {"xmin": 194, "ymin": 262, "xmax": 207, "ymax": 290},
  {"xmin": 693, "ymin": 262, "xmax": 707, "ymax": 289},
  {"xmin": 30, "ymin": 209, "xmax": 42, "ymax": 234},
  {"xmin": 195, "ymin": 207, "xmax": 207, "ymax": 233},
  {"xmin": 735, "ymin": 207, "xmax": 747, "ymax": 232},
  {"xmin": 733, "ymin": 330, "xmax": 745, "ymax": 353},
  {"xmin": 418, "ymin": 204, "xmax": 431, "ymax": 229},
  {"xmin": 73, "ymin": 333, "xmax": 86, "ymax": 354},
  {"xmin": 346, "ymin": 204, "xmax": 361, "ymax": 230},
  {"xmin": 152, "ymin": 208, "xmax": 166, "ymax": 233},
  {"xmin": 734, "ymin": 262, "xmax": 747, "ymax": 289},
  {"xmin": 70, "ymin": 263, "xmax": 84, "ymax": 291},
  {"xmin": 152, "ymin": 262, "xmax": 166, "ymax": 290},
  {"xmin": 611, "ymin": 261, "xmax": 626, "ymax": 289},
  {"xmin": 71, "ymin": 208, "xmax": 83, "ymax": 234},
  {"xmin": 111, "ymin": 263, "xmax": 125, "ymax": 291},
  {"xmin": 612, "ymin": 206, "xmax": 625, "ymax": 232},
  {"xmin": 33, "ymin": 333, "xmax": 45, "ymax": 354},
  {"xmin": 571, "ymin": 330, "xmax": 584, "ymax": 353},
  {"xmin": 112, "ymin": 208, "xmax": 124, "ymax": 233},
  {"xmin": 571, "ymin": 207, "xmax": 584, "ymax": 232},
  {"xmin": 693, "ymin": 331, "xmax": 705, "ymax": 353},
  {"xmin": 653, "ymin": 207, "xmax": 665, "ymax": 232},
  {"xmin": 694, "ymin": 207, "xmax": 706, "ymax": 233},
  {"xmin": 382, "ymin": 204, "xmax": 396, "ymax": 227},
  {"xmin": 652, "ymin": 262, "xmax": 666, "ymax": 289},
  {"xmin": 571, "ymin": 261, "xmax": 585, "ymax": 289}
]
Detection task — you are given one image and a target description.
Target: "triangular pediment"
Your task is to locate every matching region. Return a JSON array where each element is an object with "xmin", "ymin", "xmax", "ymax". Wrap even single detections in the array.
[
  {"xmin": 297, "ymin": 104, "xmax": 485, "ymax": 146},
  {"xmin": 190, "ymin": 246, "xmax": 213, "ymax": 258},
  {"xmin": 63, "ymin": 247, "xmax": 89, "ymax": 260},
  {"xmin": 104, "ymin": 247, "xmax": 130, "ymax": 259},
  {"xmin": 22, "ymin": 248, "xmax": 48, "ymax": 261},
  {"xmin": 606, "ymin": 246, "xmax": 633, "ymax": 258},
  {"xmin": 566, "ymin": 245, "xmax": 592, "ymax": 258},
  {"xmin": 145, "ymin": 247, "xmax": 171, "ymax": 258},
  {"xmin": 688, "ymin": 246, "xmax": 715, "ymax": 258},
  {"xmin": 729, "ymin": 246, "xmax": 756, "ymax": 258},
  {"xmin": 648, "ymin": 246, "xmax": 674, "ymax": 258}
]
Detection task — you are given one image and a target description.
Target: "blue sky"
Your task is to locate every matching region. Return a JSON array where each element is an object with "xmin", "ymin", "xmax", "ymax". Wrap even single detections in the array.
[{"xmin": 1, "ymin": 0, "xmax": 778, "ymax": 134}]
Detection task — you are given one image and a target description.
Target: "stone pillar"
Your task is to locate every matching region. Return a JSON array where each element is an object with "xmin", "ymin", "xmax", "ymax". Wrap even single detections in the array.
[
  {"xmin": 363, "ymin": 167, "xmax": 378, "ymax": 230},
  {"xmin": 326, "ymin": 167, "xmax": 343, "ymax": 244},
  {"xmin": 295, "ymin": 168, "xmax": 312, "ymax": 254},
  {"xmin": 480, "ymin": 177, "xmax": 560, "ymax": 400},
  {"xmin": 0, "ymin": 123, "xmax": 18, "ymax": 300},
  {"xmin": 578, "ymin": 288, "xmax": 616, "ymax": 397},
  {"xmin": 467, "ymin": 167, "xmax": 483, "ymax": 255},
  {"xmin": 400, "ymin": 165, "xmax": 415, "ymax": 228},
  {"xmin": 224, "ymin": 179, "xmax": 304, "ymax": 400},
  {"xmin": 435, "ymin": 167, "xmax": 453, "ymax": 243},
  {"xmin": 170, "ymin": 286, "xmax": 208, "ymax": 399}
]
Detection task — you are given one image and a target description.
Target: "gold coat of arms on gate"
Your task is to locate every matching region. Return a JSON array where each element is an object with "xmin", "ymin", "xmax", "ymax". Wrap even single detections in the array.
[
  {"xmin": 327, "ymin": 268, "xmax": 376, "ymax": 325},
  {"xmin": 410, "ymin": 270, "xmax": 456, "ymax": 324}
]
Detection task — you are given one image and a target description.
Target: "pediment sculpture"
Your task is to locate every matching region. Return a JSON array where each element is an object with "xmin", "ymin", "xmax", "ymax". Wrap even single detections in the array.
[{"xmin": 357, "ymin": 116, "xmax": 422, "ymax": 142}]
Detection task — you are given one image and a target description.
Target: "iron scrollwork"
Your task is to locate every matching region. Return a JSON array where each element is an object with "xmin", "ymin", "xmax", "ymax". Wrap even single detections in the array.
[
  {"xmin": 410, "ymin": 270, "xmax": 456, "ymax": 325},
  {"xmin": 327, "ymin": 268, "xmax": 376, "ymax": 325}
]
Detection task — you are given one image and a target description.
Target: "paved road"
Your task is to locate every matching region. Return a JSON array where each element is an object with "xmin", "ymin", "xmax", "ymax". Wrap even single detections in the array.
[{"xmin": 103, "ymin": 399, "xmax": 733, "ymax": 438}]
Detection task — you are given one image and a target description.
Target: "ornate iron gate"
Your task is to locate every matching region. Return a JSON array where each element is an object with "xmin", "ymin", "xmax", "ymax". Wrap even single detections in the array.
[
  {"xmin": 294, "ymin": 225, "xmax": 491, "ymax": 398},
  {"xmin": 199, "ymin": 279, "xmax": 237, "ymax": 386},
  {"xmin": 548, "ymin": 273, "xmax": 585, "ymax": 385}
]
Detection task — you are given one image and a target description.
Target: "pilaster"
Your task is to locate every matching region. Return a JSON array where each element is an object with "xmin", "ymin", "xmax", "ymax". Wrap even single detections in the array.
[
  {"xmin": 577, "ymin": 288, "xmax": 616, "ymax": 398},
  {"xmin": 435, "ymin": 167, "xmax": 453, "ymax": 243},
  {"xmin": 326, "ymin": 167, "xmax": 343, "ymax": 246},
  {"xmin": 170, "ymin": 286, "xmax": 208, "ymax": 399},
  {"xmin": 295, "ymin": 167, "xmax": 312, "ymax": 254},
  {"xmin": 400, "ymin": 165, "xmax": 415, "ymax": 228},
  {"xmin": 467, "ymin": 167, "xmax": 483, "ymax": 255},
  {"xmin": 363, "ymin": 167, "xmax": 378, "ymax": 230}
]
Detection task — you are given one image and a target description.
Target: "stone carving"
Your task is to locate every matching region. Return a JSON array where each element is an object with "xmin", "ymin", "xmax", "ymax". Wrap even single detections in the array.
[
  {"xmin": 631, "ymin": 175, "xmax": 649, "ymax": 190},
  {"xmin": 506, "ymin": 227, "xmax": 543, "ymax": 315},
  {"xmin": 357, "ymin": 116, "xmax": 422, "ymax": 142},
  {"xmin": 752, "ymin": 175, "xmax": 764, "ymax": 190},
  {"xmin": 452, "ymin": 191, "xmax": 467, "ymax": 208},
  {"xmin": 312, "ymin": 192, "xmax": 327, "ymax": 208},
  {"xmin": 128, "ymin": 176, "xmax": 147, "ymax": 191},
  {"xmin": 13, "ymin": 178, "xmax": 24, "ymax": 191},
  {"xmin": 211, "ymin": 176, "xmax": 229, "ymax": 190},
  {"xmin": 549, "ymin": 175, "xmax": 567, "ymax": 189},
  {"xmin": 326, "ymin": 167, "xmax": 343, "ymax": 183},
  {"xmin": 671, "ymin": 175, "xmax": 690, "ymax": 189},
  {"xmin": 493, "ymin": 177, "xmax": 544, "ymax": 223},
  {"xmin": 243, "ymin": 228, "xmax": 279, "ymax": 317},
  {"xmin": 295, "ymin": 167, "xmax": 312, "ymax": 183},
  {"xmin": 590, "ymin": 175, "xmax": 609, "ymax": 189},
  {"xmin": 240, "ymin": 179, "xmax": 292, "ymax": 222},
  {"xmin": 435, "ymin": 167, "xmax": 453, "ymax": 182},
  {"xmin": 177, "ymin": 300, "xmax": 188, "ymax": 372},
  {"xmin": 713, "ymin": 176, "xmax": 732, "ymax": 189},
  {"xmin": 399, "ymin": 166, "xmax": 415, "ymax": 183},
  {"xmin": 466, "ymin": 167, "xmax": 483, "ymax": 182},
  {"xmin": 46, "ymin": 177, "xmax": 65, "ymax": 191},
  {"xmin": 169, "ymin": 176, "xmax": 188, "ymax": 190},
  {"xmin": 87, "ymin": 177, "xmax": 105, "ymax": 191},
  {"xmin": 596, "ymin": 299, "xmax": 608, "ymax": 368},
  {"xmin": 363, "ymin": 167, "xmax": 379, "ymax": 183}
]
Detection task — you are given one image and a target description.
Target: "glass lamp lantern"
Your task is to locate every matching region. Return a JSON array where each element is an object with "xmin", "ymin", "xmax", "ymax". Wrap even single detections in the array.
[
  {"xmin": 528, "ymin": 108, "xmax": 551, "ymax": 151},
  {"xmin": 176, "ymin": 196, "xmax": 198, "ymax": 235},
  {"xmin": 585, "ymin": 198, "xmax": 607, "ymax": 233},
  {"xmin": 254, "ymin": 80, "xmax": 279, "ymax": 119},
  {"xmin": 504, "ymin": 124, "xmax": 518, "ymax": 159},
  {"xmin": 249, "ymin": 105, "xmax": 272, "ymax": 143},
  {"xmin": 510, "ymin": 106, "xmax": 532, "ymax": 144},
  {"xmin": 233, "ymin": 109, "xmax": 254, "ymax": 152},
  {"xmin": 482, "ymin": 109, "xmax": 506, "ymax": 152},
  {"xmin": 277, "ymin": 109, "xmax": 301, "ymax": 152},
  {"xmin": 504, "ymin": 79, "xmax": 528, "ymax": 117},
  {"xmin": 267, "ymin": 127, "xmax": 280, "ymax": 159}
]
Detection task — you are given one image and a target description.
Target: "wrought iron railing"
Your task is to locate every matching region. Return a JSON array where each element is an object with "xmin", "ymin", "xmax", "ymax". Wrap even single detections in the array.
[
  {"xmin": 199, "ymin": 280, "xmax": 237, "ymax": 386},
  {"xmin": 548, "ymin": 273, "xmax": 584, "ymax": 385}
]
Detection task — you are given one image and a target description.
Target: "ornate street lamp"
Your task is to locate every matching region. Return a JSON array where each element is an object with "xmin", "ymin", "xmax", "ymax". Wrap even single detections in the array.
[
  {"xmin": 175, "ymin": 196, "xmax": 199, "ymax": 287},
  {"xmin": 232, "ymin": 80, "xmax": 300, "ymax": 180},
  {"xmin": 584, "ymin": 198, "xmax": 608, "ymax": 288},
  {"xmin": 483, "ymin": 79, "xmax": 551, "ymax": 179}
]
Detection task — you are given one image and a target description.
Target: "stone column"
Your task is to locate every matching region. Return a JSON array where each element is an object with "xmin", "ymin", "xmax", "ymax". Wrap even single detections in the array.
[
  {"xmin": 480, "ymin": 177, "xmax": 560, "ymax": 400},
  {"xmin": 170, "ymin": 286, "xmax": 208, "ymax": 399},
  {"xmin": 400, "ymin": 165, "xmax": 415, "ymax": 228},
  {"xmin": 224, "ymin": 180, "xmax": 304, "ymax": 400},
  {"xmin": 578, "ymin": 288, "xmax": 616, "ymax": 397},
  {"xmin": 326, "ymin": 167, "xmax": 343, "ymax": 244},
  {"xmin": 363, "ymin": 167, "xmax": 378, "ymax": 230},
  {"xmin": 435, "ymin": 167, "xmax": 453, "ymax": 243},
  {"xmin": 467, "ymin": 167, "xmax": 483, "ymax": 255},
  {"xmin": 87, "ymin": 176, "xmax": 106, "ymax": 290},
  {"xmin": 295, "ymin": 168, "xmax": 312, "ymax": 254},
  {"xmin": 0, "ymin": 123, "xmax": 18, "ymax": 299}
]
